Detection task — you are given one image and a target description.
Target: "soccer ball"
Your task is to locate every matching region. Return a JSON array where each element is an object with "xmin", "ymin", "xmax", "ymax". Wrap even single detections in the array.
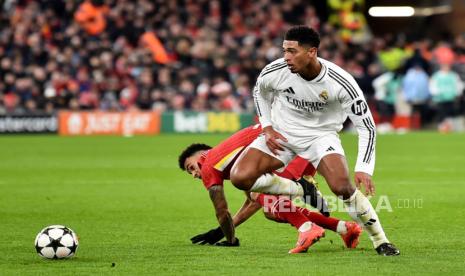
[{"xmin": 34, "ymin": 225, "xmax": 79, "ymax": 259}]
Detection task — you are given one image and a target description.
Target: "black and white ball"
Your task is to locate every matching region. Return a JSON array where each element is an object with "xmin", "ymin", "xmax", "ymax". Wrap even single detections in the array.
[{"xmin": 34, "ymin": 225, "xmax": 79, "ymax": 259}]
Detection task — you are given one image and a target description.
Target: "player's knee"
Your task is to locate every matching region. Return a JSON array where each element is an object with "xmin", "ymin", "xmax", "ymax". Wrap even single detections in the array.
[
  {"xmin": 328, "ymin": 177, "xmax": 355, "ymax": 199},
  {"xmin": 230, "ymin": 169, "xmax": 257, "ymax": 190}
]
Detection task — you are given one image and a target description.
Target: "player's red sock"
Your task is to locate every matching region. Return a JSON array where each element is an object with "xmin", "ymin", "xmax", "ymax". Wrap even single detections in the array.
[
  {"xmin": 256, "ymin": 194, "xmax": 308, "ymax": 229},
  {"xmin": 297, "ymin": 207, "xmax": 339, "ymax": 232},
  {"xmin": 274, "ymin": 169, "xmax": 296, "ymax": 180},
  {"xmin": 256, "ymin": 193, "xmax": 277, "ymax": 206},
  {"xmin": 273, "ymin": 204, "xmax": 309, "ymax": 230}
]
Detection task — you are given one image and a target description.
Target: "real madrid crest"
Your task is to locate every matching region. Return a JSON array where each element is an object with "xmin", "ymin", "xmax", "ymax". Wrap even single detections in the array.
[{"xmin": 319, "ymin": 90, "xmax": 329, "ymax": 101}]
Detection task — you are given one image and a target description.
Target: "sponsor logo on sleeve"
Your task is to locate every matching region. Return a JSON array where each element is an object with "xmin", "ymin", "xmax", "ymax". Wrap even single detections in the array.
[{"xmin": 351, "ymin": 100, "xmax": 368, "ymax": 116}]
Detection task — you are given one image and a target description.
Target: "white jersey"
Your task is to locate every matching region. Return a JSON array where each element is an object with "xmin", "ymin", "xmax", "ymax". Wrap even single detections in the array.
[{"xmin": 253, "ymin": 57, "xmax": 376, "ymax": 175}]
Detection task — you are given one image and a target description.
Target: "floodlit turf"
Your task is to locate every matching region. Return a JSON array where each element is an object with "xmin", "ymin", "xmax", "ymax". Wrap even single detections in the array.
[{"xmin": 1, "ymin": 132, "xmax": 465, "ymax": 275}]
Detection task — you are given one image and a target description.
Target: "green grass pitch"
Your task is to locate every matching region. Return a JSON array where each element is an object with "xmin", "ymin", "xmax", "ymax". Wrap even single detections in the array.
[{"xmin": 1, "ymin": 132, "xmax": 465, "ymax": 275}]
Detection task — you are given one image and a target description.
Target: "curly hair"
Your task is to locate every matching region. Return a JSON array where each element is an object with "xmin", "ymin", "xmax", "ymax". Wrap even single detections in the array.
[
  {"xmin": 178, "ymin": 143, "xmax": 212, "ymax": 170},
  {"xmin": 285, "ymin": 25, "xmax": 320, "ymax": 48}
]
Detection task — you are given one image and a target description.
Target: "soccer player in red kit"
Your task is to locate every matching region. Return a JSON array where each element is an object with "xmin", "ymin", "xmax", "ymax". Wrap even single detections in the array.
[{"xmin": 178, "ymin": 124, "xmax": 362, "ymax": 253}]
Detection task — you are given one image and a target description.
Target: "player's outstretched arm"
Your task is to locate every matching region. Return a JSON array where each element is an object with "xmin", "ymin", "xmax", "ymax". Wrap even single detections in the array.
[
  {"xmin": 208, "ymin": 185, "xmax": 238, "ymax": 245},
  {"xmin": 232, "ymin": 195, "xmax": 262, "ymax": 227},
  {"xmin": 348, "ymin": 109, "xmax": 376, "ymax": 196},
  {"xmin": 190, "ymin": 195, "xmax": 260, "ymax": 245},
  {"xmin": 338, "ymin": 74, "xmax": 377, "ymax": 196}
]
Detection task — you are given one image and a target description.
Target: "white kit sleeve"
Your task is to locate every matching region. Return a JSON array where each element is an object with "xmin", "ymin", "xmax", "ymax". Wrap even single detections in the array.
[
  {"xmin": 338, "ymin": 73, "xmax": 377, "ymax": 176},
  {"xmin": 253, "ymin": 72, "xmax": 275, "ymax": 129}
]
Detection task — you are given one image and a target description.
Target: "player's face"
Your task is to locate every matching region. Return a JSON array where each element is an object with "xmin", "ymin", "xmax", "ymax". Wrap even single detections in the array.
[
  {"xmin": 283, "ymin": 40, "xmax": 317, "ymax": 73},
  {"xmin": 184, "ymin": 155, "xmax": 202, "ymax": 179}
]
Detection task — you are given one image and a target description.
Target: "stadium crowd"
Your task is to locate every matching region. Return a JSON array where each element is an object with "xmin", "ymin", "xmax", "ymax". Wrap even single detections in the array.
[{"xmin": 1, "ymin": 0, "xmax": 465, "ymax": 129}]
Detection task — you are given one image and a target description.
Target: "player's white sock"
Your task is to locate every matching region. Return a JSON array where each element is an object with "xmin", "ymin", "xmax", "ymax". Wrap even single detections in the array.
[
  {"xmin": 343, "ymin": 189, "xmax": 389, "ymax": 248},
  {"xmin": 249, "ymin": 174, "xmax": 304, "ymax": 196},
  {"xmin": 336, "ymin": 221, "xmax": 347, "ymax": 235},
  {"xmin": 298, "ymin": 222, "xmax": 312, "ymax": 233}
]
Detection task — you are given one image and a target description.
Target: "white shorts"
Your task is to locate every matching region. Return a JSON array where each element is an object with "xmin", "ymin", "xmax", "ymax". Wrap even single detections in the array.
[{"xmin": 248, "ymin": 133, "xmax": 345, "ymax": 170}]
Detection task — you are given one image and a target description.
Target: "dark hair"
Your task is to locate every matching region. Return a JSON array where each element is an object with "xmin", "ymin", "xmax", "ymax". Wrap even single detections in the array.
[
  {"xmin": 178, "ymin": 143, "xmax": 212, "ymax": 170},
  {"xmin": 284, "ymin": 26, "xmax": 320, "ymax": 48}
]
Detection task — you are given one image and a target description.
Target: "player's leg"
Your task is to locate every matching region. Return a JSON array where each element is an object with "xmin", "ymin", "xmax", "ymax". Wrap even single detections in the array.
[
  {"xmin": 231, "ymin": 136, "xmax": 309, "ymax": 197},
  {"xmin": 317, "ymin": 154, "xmax": 398, "ymax": 255},
  {"xmin": 296, "ymin": 176, "xmax": 330, "ymax": 216},
  {"xmin": 230, "ymin": 147, "xmax": 284, "ymax": 190},
  {"xmin": 316, "ymin": 154, "xmax": 355, "ymax": 198},
  {"xmin": 297, "ymin": 206, "xmax": 362, "ymax": 249},
  {"xmin": 276, "ymin": 156, "xmax": 330, "ymax": 216},
  {"xmin": 255, "ymin": 194, "xmax": 325, "ymax": 253},
  {"xmin": 256, "ymin": 193, "xmax": 361, "ymax": 249},
  {"xmin": 301, "ymin": 134, "xmax": 398, "ymax": 255},
  {"xmin": 256, "ymin": 194, "xmax": 311, "ymax": 229},
  {"xmin": 275, "ymin": 155, "xmax": 316, "ymax": 180}
]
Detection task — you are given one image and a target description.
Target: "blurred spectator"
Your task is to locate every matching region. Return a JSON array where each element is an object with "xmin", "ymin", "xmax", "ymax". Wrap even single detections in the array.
[
  {"xmin": 433, "ymin": 42, "xmax": 455, "ymax": 66},
  {"xmin": 405, "ymin": 47, "xmax": 431, "ymax": 75},
  {"xmin": 430, "ymin": 64, "xmax": 464, "ymax": 123},
  {"xmin": 402, "ymin": 66, "xmax": 431, "ymax": 126},
  {"xmin": 328, "ymin": 0, "xmax": 371, "ymax": 44},
  {"xmin": 373, "ymin": 68, "xmax": 403, "ymax": 125},
  {"xmin": 0, "ymin": 0, "xmax": 463, "ymax": 133},
  {"xmin": 378, "ymin": 38, "xmax": 410, "ymax": 72},
  {"xmin": 74, "ymin": 0, "xmax": 109, "ymax": 36}
]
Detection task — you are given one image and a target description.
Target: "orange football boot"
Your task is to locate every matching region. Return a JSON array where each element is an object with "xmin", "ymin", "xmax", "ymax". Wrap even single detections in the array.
[
  {"xmin": 289, "ymin": 224, "xmax": 325, "ymax": 254},
  {"xmin": 341, "ymin": 221, "xmax": 362, "ymax": 248}
]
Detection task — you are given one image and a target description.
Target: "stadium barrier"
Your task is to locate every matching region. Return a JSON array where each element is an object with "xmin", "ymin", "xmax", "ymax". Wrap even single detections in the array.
[
  {"xmin": 0, "ymin": 111, "xmax": 255, "ymax": 136},
  {"xmin": 0, "ymin": 115, "xmax": 57, "ymax": 134},
  {"xmin": 161, "ymin": 111, "xmax": 255, "ymax": 133},
  {"xmin": 58, "ymin": 111, "xmax": 161, "ymax": 136}
]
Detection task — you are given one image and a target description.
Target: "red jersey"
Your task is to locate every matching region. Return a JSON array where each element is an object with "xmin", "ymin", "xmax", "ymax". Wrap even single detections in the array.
[{"xmin": 198, "ymin": 124, "xmax": 315, "ymax": 190}]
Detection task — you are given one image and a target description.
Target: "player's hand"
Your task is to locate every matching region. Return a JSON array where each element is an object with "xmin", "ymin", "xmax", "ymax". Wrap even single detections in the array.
[
  {"xmin": 263, "ymin": 126, "xmax": 288, "ymax": 155},
  {"xmin": 354, "ymin": 172, "xmax": 375, "ymax": 196},
  {"xmin": 215, "ymin": 238, "xmax": 240, "ymax": 247},
  {"xmin": 190, "ymin": 227, "xmax": 224, "ymax": 245}
]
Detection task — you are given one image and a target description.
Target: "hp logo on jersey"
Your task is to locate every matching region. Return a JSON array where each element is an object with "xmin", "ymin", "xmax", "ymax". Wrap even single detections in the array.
[{"xmin": 351, "ymin": 100, "xmax": 368, "ymax": 116}]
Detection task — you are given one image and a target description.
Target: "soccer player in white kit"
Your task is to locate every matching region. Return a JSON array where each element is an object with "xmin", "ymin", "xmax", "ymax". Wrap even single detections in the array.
[{"xmin": 230, "ymin": 26, "xmax": 399, "ymax": 256}]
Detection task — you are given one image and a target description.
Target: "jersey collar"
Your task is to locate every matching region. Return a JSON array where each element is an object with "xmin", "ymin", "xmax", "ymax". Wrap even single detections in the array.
[
  {"xmin": 197, "ymin": 150, "xmax": 209, "ymax": 169},
  {"xmin": 297, "ymin": 60, "xmax": 327, "ymax": 83}
]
